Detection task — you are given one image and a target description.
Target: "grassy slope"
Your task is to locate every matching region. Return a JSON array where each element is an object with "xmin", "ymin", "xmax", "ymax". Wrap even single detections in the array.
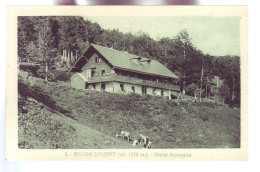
[
  {"xmin": 18, "ymin": 94, "xmax": 136, "ymax": 149},
  {"xmin": 18, "ymin": 70, "xmax": 240, "ymax": 149}
]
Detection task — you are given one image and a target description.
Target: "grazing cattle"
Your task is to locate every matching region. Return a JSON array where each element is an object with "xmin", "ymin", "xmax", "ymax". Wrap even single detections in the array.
[
  {"xmin": 116, "ymin": 131, "xmax": 132, "ymax": 142},
  {"xmin": 116, "ymin": 134, "xmax": 123, "ymax": 138},
  {"xmin": 138, "ymin": 134, "xmax": 149, "ymax": 146},
  {"xmin": 132, "ymin": 139, "xmax": 139, "ymax": 146},
  {"xmin": 137, "ymin": 134, "xmax": 152, "ymax": 148},
  {"xmin": 144, "ymin": 141, "xmax": 152, "ymax": 149},
  {"xmin": 138, "ymin": 137, "xmax": 144, "ymax": 146},
  {"xmin": 132, "ymin": 134, "xmax": 152, "ymax": 148}
]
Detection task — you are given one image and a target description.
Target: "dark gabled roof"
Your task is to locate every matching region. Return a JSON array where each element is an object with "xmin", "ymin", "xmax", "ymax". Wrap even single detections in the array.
[{"xmin": 70, "ymin": 44, "xmax": 179, "ymax": 79}]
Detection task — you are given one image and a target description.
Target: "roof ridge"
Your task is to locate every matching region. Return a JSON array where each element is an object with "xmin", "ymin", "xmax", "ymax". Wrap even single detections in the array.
[
  {"xmin": 91, "ymin": 43, "xmax": 154, "ymax": 61},
  {"xmin": 87, "ymin": 43, "xmax": 178, "ymax": 79}
]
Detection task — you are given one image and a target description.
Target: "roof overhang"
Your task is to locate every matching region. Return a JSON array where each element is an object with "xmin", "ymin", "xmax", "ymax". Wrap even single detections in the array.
[{"xmin": 113, "ymin": 66, "xmax": 179, "ymax": 80}]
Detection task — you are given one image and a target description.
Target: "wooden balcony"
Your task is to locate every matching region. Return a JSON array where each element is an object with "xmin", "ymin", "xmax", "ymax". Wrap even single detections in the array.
[{"xmin": 87, "ymin": 74, "xmax": 180, "ymax": 91}]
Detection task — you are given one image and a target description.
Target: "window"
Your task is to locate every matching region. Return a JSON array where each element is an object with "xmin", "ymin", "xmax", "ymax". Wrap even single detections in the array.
[
  {"xmin": 101, "ymin": 70, "xmax": 105, "ymax": 76},
  {"xmin": 161, "ymin": 89, "xmax": 164, "ymax": 96},
  {"xmin": 91, "ymin": 70, "xmax": 95, "ymax": 77},
  {"xmin": 132, "ymin": 86, "xmax": 135, "ymax": 93},
  {"xmin": 92, "ymin": 84, "xmax": 96, "ymax": 90},
  {"xmin": 95, "ymin": 56, "xmax": 102, "ymax": 63},
  {"xmin": 142, "ymin": 86, "xmax": 147, "ymax": 94},
  {"xmin": 85, "ymin": 83, "xmax": 89, "ymax": 89},
  {"xmin": 120, "ymin": 83, "xmax": 124, "ymax": 92},
  {"xmin": 152, "ymin": 88, "xmax": 156, "ymax": 95},
  {"xmin": 101, "ymin": 83, "xmax": 105, "ymax": 91}
]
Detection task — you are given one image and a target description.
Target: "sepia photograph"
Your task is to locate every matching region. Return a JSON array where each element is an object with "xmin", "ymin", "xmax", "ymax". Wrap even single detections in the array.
[{"xmin": 6, "ymin": 6, "xmax": 248, "ymax": 160}]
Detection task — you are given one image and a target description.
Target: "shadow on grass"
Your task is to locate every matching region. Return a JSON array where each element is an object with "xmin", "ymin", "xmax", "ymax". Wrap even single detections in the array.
[{"xmin": 18, "ymin": 80, "xmax": 76, "ymax": 120}]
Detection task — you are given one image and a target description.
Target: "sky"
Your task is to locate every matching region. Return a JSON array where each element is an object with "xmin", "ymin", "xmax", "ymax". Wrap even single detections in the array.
[{"xmin": 85, "ymin": 16, "xmax": 240, "ymax": 56}]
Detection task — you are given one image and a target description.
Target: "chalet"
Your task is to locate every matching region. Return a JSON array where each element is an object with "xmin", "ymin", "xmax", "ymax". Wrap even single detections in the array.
[{"xmin": 69, "ymin": 44, "xmax": 180, "ymax": 99}]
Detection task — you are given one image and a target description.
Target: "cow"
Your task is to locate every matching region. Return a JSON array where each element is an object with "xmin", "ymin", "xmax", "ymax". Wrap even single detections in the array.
[
  {"xmin": 144, "ymin": 141, "xmax": 152, "ymax": 149},
  {"xmin": 132, "ymin": 139, "xmax": 139, "ymax": 146},
  {"xmin": 138, "ymin": 134, "xmax": 149, "ymax": 146},
  {"xmin": 132, "ymin": 134, "xmax": 152, "ymax": 148},
  {"xmin": 116, "ymin": 130, "xmax": 132, "ymax": 142}
]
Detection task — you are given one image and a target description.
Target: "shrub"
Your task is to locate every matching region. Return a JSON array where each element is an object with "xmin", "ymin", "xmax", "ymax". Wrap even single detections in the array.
[
  {"xmin": 50, "ymin": 69, "xmax": 71, "ymax": 82},
  {"xmin": 19, "ymin": 63, "xmax": 39, "ymax": 76},
  {"xmin": 128, "ymin": 92, "xmax": 142, "ymax": 100},
  {"xmin": 185, "ymin": 83, "xmax": 198, "ymax": 96},
  {"xmin": 36, "ymin": 66, "xmax": 56, "ymax": 81},
  {"xmin": 36, "ymin": 67, "xmax": 70, "ymax": 82}
]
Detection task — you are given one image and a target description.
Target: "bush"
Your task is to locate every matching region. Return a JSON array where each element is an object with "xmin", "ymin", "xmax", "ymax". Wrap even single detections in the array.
[
  {"xmin": 128, "ymin": 92, "xmax": 142, "ymax": 100},
  {"xmin": 226, "ymin": 97, "xmax": 240, "ymax": 108},
  {"xmin": 36, "ymin": 67, "xmax": 70, "ymax": 82},
  {"xmin": 19, "ymin": 63, "xmax": 40, "ymax": 77},
  {"xmin": 185, "ymin": 83, "xmax": 198, "ymax": 96},
  {"xmin": 36, "ymin": 66, "xmax": 56, "ymax": 81},
  {"xmin": 51, "ymin": 69, "xmax": 71, "ymax": 82}
]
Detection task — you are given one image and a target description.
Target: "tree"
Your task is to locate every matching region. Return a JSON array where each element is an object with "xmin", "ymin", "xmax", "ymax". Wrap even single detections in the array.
[
  {"xmin": 186, "ymin": 83, "xmax": 198, "ymax": 96},
  {"xmin": 100, "ymin": 29, "xmax": 122, "ymax": 50},
  {"xmin": 198, "ymin": 54, "xmax": 214, "ymax": 101},
  {"xmin": 57, "ymin": 16, "xmax": 90, "ymax": 66},
  {"xmin": 132, "ymin": 31, "xmax": 153, "ymax": 58},
  {"xmin": 219, "ymin": 81, "xmax": 231, "ymax": 105},
  {"xmin": 18, "ymin": 17, "xmax": 37, "ymax": 61},
  {"xmin": 168, "ymin": 30, "xmax": 202, "ymax": 93},
  {"xmin": 37, "ymin": 17, "xmax": 58, "ymax": 81},
  {"xmin": 157, "ymin": 37, "xmax": 174, "ymax": 65},
  {"xmin": 213, "ymin": 55, "xmax": 240, "ymax": 105},
  {"xmin": 204, "ymin": 76, "xmax": 211, "ymax": 98},
  {"xmin": 25, "ymin": 41, "xmax": 37, "ymax": 62},
  {"xmin": 85, "ymin": 20, "xmax": 103, "ymax": 44}
]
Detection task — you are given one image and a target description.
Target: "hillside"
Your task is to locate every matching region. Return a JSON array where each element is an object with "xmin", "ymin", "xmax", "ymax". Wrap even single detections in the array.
[{"xmin": 18, "ymin": 70, "xmax": 240, "ymax": 149}]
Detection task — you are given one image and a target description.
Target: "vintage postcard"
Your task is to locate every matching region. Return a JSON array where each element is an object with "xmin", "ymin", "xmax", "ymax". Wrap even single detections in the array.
[{"xmin": 6, "ymin": 6, "xmax": 248, "ymax": 160}]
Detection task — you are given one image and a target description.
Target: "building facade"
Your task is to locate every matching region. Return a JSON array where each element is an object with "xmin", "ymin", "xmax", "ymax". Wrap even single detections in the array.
[{"xmin": 69, "ymin": 44, "xmax": 180, "ymax": 99}]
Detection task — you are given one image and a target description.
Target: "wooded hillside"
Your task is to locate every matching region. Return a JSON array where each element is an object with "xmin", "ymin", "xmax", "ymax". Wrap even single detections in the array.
[{"xmin": 18, "ymin": 16, "xmax": 240, "ymax": 106}]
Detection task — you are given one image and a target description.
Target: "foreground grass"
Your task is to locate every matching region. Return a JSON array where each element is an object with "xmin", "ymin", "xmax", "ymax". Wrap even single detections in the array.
[
  {"xmin": 18, "ymin": 94, "xmax": 135, "ymax": 149},
  {"xmin": 18, "ymin": 70, "xmax": 240, "ymax": 148},
  {"xmin": 18, "ymin": 94, "xmax": 77, "ymax": 149}
]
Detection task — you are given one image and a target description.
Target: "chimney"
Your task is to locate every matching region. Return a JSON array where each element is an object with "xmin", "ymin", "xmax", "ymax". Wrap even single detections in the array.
[
  {"xmin": 130, "ymin": 57, "xmax": 142, "ymax": 65},
  {"xmin": 140, "ymin": 59, "xmax": 151, "ymax": 63}
]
